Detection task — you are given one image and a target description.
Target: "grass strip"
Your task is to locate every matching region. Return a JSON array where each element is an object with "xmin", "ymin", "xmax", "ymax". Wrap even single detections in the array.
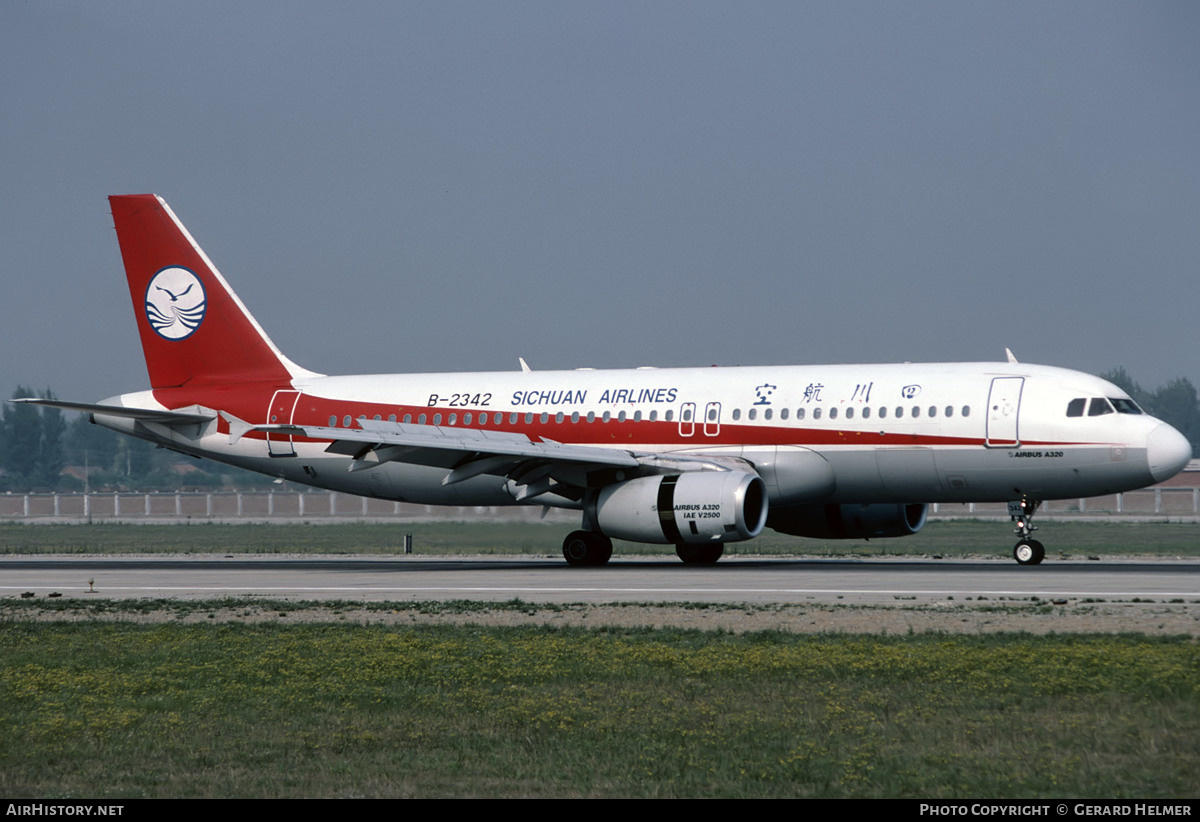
[{"xmin": 1, "ymin": 618, "xmax": 1196, "ymax": 798}]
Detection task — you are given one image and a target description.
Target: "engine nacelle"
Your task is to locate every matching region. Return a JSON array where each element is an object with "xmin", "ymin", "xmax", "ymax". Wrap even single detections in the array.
[
  {"xmin": 589, "ymin": 471, "xmax": 768, "ymax": 545},
  {"xmin": 768, "ymin": 503, "xmax": 928, "ymax": 540}
]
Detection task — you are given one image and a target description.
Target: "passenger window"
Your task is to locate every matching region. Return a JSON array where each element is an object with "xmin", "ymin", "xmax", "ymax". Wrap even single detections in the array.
[
  {"xmin": 587, "ymin": 411, "xmax": 596, "ymax": 423},
  {"xmin": 648, "ymin": 410, "xmax": 657, "ymax": 422},
  {"xmin": 780, "ymin": 408, "xmax": 789, "ymax": 420},
  {"xmin": 732, "ymin": 408, "xmax": 741, "ymax": 421},
  {"xmin": 844, "ymin": 408, "xmax": 853, "ymax": 419},
  {"xmin": 928, "ymin": 406, "xmax": 936, "ymax": 417},
  {"xmin": 1066, "ymin": 398, "xmax": 1086, "ymax": 417},
  {"xmin": 962, "ymin": 406, "xmax": 970, "ymax": 417},
  {"xmin": 602, "ymin": 411, "xmax": 611, "ymax": 422},
  {"xmin": 433, "ymin": 413, "xmax": 442, "ymax": 425},
  {"xmin": 388, "ymin": 414, "xmax": 396, "ymax": 422},
  {"xmin": 448, "ymin": 413, "xmax": 456, "ymax": 425},
  {"xmin": 418, "ymin": 414, "xmax": 426, "ymax": 425},
  {"xmin": 343, "ymin": 415, "xmax": 352, "ymax": 427},
  {"xmin": 556, "ymin": 412, "xmax": 564, "ymax": 423},
  {"xmin": 895, "ymin": 406, "xmax": 903, "ymax": 418},
  {"xmin": 403, "ymin": 414, "xmax": 412, "ymax": 423},
  {"xmin": 572, "ymin": 411, "xmax": 580, "ymax": 423},
  {"xmin": 748, "ymin": 408, "xmax": 757, "ymax": 420},
  {"xmin": 829, "ymin": 408, "xmax": 838, "ymax": 420},
  {"xmin": 944, "ymin": 406, "xmax": 953, "ymax": 418},
  {"xmin": 329, "ymin": 415, "xmax": 337, "ymax": 427},
  {"xmin": 634, "ymin": 411, "xmax": 642, "ymax": 422},
  {"xmin": 813, "ymin": 408, "xmax": 822, "ymax": 420},
  {"xmin": 665, "ymin": 410, "xmax": 674, "ymax": 422},
  {"xmin": 463, "ymin": 413, "xmax": 471, "ymax": 425},
  {"xmin": 525, "ymin": 413, "xmax": 534, "ymax": 424},
  {"xmin": 617, "ymin": 411, "xmax": 626, "ymax": 422},
  {"xmin": 878, "ymin": 407, "xmax": 887, "ymax": 419},
  {"xmin": 912, "ymin": 406, "xmax": 920, "ymax": 418},
  {"xmin": 862, "ymin": 407, "xmax": 870, "ymax": 419},
  {"xmin": 797, "ymin": 408, "xmax": 805, "ymax": 420},
  {"xmin": 764, "ymin": 408, "xmax": 773, "ymax": 420}
]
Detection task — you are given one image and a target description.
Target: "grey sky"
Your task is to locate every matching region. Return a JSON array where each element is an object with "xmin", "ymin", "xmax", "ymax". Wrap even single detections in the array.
[{"xmin": 3, "ymin": 1, "xmax": 1197, "ymax": 402}]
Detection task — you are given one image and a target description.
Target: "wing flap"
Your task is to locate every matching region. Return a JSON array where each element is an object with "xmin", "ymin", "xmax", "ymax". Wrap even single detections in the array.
[{"xmin": 275, "ymin": 417, "xmax": 643, "ymax": 469}]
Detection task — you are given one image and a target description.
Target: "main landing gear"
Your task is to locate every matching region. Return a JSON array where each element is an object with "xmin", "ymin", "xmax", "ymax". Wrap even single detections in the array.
[
  {"xmin": 562, "ymin": 530, "xmax": 613, "ymax": 567},
  {"xmin": 675, "ymin": 544, "xmax": 724, "ymax": 565},
  {"xmin": 561, "ymin": 532, "xmax": 727, "ymax": 567},
  {"xmin": 1008, "ymin": 498, "xmax": 1045, "ymax": 565}
]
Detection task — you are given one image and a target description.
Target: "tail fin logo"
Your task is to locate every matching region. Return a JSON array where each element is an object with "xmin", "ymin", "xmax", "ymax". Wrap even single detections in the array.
[{"xmin": 145, "ymin": 266, "xmax": 207, "ymax": 340}]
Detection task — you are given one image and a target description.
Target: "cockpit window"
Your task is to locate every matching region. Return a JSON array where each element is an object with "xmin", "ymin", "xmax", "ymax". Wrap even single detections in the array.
[
  {"xmin": 1088, "ymin": 397, "xmax": 1115, "ymax": 416},
  {"xmin": 1066, "ymin": 398, "xmax": 1086, "ymax": 417},
  {"xmin": 1109, "ymin": 398, "xmax": 1143, "ymax": 415}
]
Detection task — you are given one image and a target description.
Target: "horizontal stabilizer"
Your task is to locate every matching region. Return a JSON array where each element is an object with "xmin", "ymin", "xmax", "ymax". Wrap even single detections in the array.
[{"xmin": 10, "ymin": 398, "xmax": 216, "ymax": 425}]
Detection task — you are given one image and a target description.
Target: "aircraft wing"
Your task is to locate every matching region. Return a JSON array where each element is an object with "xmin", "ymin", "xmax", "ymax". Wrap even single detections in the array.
[{"xmin": 229, "ymin": 415, "xmax": 748, "ymax": 502}]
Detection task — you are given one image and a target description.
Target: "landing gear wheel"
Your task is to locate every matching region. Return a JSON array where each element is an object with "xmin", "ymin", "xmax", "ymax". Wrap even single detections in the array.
[
  {"xmin": 1014, "ymin": 539, "xmax": 1045, "ymax": 566},
  {"xmin": 675, "ymin": 543, "xmax": 724, "ymax": 565},
  {"xmin": 562, "ymin": 531, "xmax": 613, "ymax": 567},
  {"xmin": 1008, "ymin": 497, "xmax": 1046, "ymax": 565}
]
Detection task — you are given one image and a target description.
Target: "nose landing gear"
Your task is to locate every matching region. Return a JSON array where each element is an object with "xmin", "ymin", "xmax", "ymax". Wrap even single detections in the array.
[{"xmin": 1008, "ymin": 498, "xmax": 1045, "ymax": 565}]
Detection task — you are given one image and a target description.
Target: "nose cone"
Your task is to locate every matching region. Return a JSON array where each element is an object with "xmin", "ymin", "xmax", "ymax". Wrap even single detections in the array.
[{"xmin": 1147, "ymin": 423, "xmax": 1192, "ymax": 483}]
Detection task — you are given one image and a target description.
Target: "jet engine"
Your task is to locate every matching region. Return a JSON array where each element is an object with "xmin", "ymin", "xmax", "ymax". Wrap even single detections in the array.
[
  {"xmin": 589, "ymin": 471, "xmax": 768, "ymax": 545},
  {"xmin": 767, "ymin": 503, "xmax": 928, "ymax": 540}
]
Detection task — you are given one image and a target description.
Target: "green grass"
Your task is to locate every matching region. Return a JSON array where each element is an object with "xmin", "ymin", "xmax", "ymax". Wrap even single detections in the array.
[
  {"xmin": 2, "ymin": 521, "xmax": 1193, "ymax": 797},
  {"xmin": 1, "ymin": 616, "xmax": 1196, "ymax": 798},
  {"xmin": 0, "ymin": 519, "xmax": 1195, "ymax": 557}
]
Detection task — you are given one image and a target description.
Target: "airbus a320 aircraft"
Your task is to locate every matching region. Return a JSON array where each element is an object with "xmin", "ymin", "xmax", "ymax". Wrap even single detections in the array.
[{"xmin": 20, "ymin": 195, "xmax": 1192, "ymax": 566}]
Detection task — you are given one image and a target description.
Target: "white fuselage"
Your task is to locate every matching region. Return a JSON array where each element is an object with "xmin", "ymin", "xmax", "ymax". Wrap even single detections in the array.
[{"xmin": 97, "ymin": 360, "xmax": 1188, "ymax": 510}]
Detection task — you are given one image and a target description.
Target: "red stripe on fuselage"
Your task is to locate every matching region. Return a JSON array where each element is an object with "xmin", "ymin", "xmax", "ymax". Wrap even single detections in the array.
[{"xmin": 152, "ymin": 385, "xmax": 1104, "ymax": 451}]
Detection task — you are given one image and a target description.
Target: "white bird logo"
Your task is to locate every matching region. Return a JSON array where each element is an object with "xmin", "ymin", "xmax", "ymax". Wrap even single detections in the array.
[{"xmin": 145, "ymin": 267, "xmax": 206, "ymax": 339}]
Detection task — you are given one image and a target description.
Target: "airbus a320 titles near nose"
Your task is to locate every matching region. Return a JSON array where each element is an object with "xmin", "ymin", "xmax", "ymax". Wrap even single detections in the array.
[{"xmin": 18, "ymin": 195, "xmax": 1192, "ymax": 566}]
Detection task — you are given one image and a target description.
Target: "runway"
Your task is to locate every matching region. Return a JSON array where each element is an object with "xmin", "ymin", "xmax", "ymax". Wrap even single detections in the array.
[{"xmin": 2, "ymin": 555, "xmax": 1198, "ymax": 604}]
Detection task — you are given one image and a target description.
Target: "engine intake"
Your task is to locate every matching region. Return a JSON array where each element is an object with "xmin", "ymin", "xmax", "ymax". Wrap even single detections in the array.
[{"xmin": 589, "ymin": 471, "xmax": 768, "ymax": 545}]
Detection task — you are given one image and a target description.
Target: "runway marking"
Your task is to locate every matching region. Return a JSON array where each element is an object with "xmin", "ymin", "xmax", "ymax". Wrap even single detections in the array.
[{"xmin": 2, "ymin": 585, "xmax": 1197, "ymax": 598}]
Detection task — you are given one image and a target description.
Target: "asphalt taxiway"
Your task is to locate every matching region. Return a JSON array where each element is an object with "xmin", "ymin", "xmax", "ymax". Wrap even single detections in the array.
[{"xmin": 2, "ymin": 555, "xmax": 1197, "ymax": 605}]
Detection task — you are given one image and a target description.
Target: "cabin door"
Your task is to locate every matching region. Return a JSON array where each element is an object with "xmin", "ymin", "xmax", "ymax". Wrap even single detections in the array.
[
  {"xmin": 985, "ymin": 377, "xmax": 1023, "ymax": 447},
  {"xmin": 266, "ymin": 390, "xmax": 301, "ymax": 457}
]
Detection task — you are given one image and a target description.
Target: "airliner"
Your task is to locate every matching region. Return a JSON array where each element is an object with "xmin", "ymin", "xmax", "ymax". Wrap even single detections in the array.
[{"xmin": 19, "ymin": 195, "xmax": 1192, "ymax": 566}]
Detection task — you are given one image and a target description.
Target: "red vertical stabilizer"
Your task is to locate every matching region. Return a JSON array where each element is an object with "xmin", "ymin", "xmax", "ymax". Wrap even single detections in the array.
[{"xmin": 109, "ymin": 194, "xmax": 303, "ymax": 390}]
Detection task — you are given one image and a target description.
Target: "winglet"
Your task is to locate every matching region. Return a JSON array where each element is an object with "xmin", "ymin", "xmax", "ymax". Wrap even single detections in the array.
[
  {"xmin": 1005, "ymin": 348, "xmax": 1019, "ymax": 364},
  {"xmin": 519, "ymin": 357, "xmax": 531, "ymax": 372}
]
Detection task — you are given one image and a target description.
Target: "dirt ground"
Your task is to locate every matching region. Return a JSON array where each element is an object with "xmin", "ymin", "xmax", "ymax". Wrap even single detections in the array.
[{"xmin": 14, "ymin": 598, "xmax": 1200, "ymax": 635}]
